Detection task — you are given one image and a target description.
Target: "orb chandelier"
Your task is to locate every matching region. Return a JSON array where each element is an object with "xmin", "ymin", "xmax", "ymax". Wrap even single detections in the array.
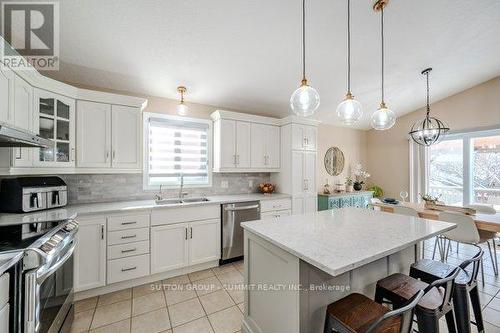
[
  {"xmin": 409, "ymin": 68, "xmax": 450, "ymax": 146},
  {"xmin": 337, "ymin": 0, "xmax": 362, "ymax": 125},
  {"xmin": 290, "ymin": 0, "xmax": 320, "ymax": 117}
]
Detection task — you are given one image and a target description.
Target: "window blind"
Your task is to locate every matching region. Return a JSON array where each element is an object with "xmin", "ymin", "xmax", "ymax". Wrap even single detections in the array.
[{"xmin": 147, "ymin": 117, "xmax": 209, "ymax": 186}]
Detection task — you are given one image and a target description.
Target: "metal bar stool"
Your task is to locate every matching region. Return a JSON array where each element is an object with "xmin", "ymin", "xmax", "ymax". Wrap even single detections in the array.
[
  {"xmin": 410, "ymin": 246, "xmax": 484, "ymax": 333},
  {"xmin": 374, "ymin": 268, "xmax": 460, "ymax": 333},
  {"xmin": 323, "ymin": 290, "xmax": 424, "ymax": 333}
]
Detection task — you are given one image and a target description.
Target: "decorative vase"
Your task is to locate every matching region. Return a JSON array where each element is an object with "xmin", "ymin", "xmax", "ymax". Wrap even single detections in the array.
[{"xmin": 353, "ymin": 182, "xmax": 363, "ymax": 191}]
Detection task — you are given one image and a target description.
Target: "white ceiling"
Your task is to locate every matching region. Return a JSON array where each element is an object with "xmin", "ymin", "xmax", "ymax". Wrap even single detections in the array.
[{"xmin": 45, "ymin": 0, "xmax": 500, "ymax": 129}]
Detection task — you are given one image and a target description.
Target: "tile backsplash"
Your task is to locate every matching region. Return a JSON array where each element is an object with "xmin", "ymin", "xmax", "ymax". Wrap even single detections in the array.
[{"xmin": 56, "ymin": 173, "xmax": 270, "ymax": 204}]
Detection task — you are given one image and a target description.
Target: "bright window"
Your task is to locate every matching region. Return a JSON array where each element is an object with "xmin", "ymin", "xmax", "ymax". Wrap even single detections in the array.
[
  {"xmin": 425, "ymin": 129, "xmax": 500, "ymax": 211},
  {"xmin": 143, "ymin": 113, "xmax": 212, "ymax": 189}
]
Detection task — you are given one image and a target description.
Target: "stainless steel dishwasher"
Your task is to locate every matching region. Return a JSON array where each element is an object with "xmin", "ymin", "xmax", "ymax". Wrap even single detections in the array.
[{"xmin": 221, "ymin": 201, "xmax": 260, "ymax": 264}]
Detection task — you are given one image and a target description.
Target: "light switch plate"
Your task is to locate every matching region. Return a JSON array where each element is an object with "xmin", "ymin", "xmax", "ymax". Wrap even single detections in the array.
[
  {"xmin": 221, "ymin": 180, "xmax": 229, "ymax": 188},
  {"xmin": 248, "ymin": 180, "xmax": 254, "ymax": 188}
]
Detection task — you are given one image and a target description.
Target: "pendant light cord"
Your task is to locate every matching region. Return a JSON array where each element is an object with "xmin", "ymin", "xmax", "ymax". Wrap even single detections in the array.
[
  {"xmin": 302, "ymin": 0, "xmax": 306, "ymax": 81},
  {"xmin": 347, "ymin": 0, "xmax": 351, "ymax": 93},
  {"xmin": 381, "ymin": 7, "xmax": 385, "ymax": 104},
  {"xmin": 426, "ymin": 71, "xmax": 430, "ymax": 116}
]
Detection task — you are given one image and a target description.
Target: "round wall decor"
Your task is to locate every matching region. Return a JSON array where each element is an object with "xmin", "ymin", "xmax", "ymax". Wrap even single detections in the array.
[{"xmin": 324, "ymin": 147, "xmax": 345, "ymax": 176}]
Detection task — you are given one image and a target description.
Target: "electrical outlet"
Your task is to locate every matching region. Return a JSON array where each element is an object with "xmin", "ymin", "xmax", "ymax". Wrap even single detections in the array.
[
  {"xmin": 248, "ymin": 180, "xmax": 254, "ymax": 188},
  {"xmin": 221, "ymin": 180, "xmax": 229, "ymax": 188}
]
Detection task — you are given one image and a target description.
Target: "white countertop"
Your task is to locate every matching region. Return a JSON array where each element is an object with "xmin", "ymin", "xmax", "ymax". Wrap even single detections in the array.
[
  {"xmin": 0, "ymin": 193, "xmax": 291, "ymax": 225},
  {"xmin": 241, "ymin": 207, "xmax": 455, "ymax": 277}
]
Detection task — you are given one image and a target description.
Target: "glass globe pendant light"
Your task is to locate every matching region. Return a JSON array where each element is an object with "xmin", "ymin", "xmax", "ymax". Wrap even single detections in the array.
[
  {"xmin": 290, "ymin": 0, "xmax": 320, "ymax": 117},
  {"xmin": 409, "ymin": 68, "xmax": 449, "ymax": 146},
  {"xmin": 176, "ymin": 86, "xmax": 188, "ymax": 116},
  {"xmin": 337, "ymin": 0, "xmax": 362, "ymax": 125},
  {"xmin": 371, "ymin": 1, "xmax": 396, "ymax": 130}
]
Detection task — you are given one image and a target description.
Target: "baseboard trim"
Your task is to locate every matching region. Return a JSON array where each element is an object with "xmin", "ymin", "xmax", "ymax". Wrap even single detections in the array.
[{"xmin": 75, "ymin": 260, "xmax": 219, "ymax": 300}]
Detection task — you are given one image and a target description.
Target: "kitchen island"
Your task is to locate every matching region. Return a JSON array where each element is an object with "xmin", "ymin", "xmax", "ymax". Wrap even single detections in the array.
[{"xmin": 241, "ymin": 207, "xmax": 455, "ymax": 333}]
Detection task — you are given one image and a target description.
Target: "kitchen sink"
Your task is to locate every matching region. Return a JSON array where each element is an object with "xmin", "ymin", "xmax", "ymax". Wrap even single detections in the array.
[{"xmin": 155, "ymin": 197, "xmax": 210, "ymax": 205}]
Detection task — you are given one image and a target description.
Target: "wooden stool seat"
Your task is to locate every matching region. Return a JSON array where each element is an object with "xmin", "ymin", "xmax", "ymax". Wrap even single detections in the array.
[
  {"xmin": 326, "ymin": 293, "xmax": 401, "ymax": 333},
  {"xmin": 375, "ymin": 273, "xmax": 443, "ymax": 312},
  {"xmin": 411, "ymin": 259, "xmax": 470, "ymax": 286}
]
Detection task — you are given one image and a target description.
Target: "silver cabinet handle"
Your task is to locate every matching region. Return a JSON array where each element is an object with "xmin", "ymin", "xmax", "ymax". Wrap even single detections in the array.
[
  {"xmin": 106, "ymin": 151, "xmax": 110, "ymax": 162},
  {"xmin": 224, "ymin": 204, "xmax": 260, "ymax": 211},
  {"xmin": 190, "ymin": 227, "xmax": 193, "ymax": 239},
  {"xmin": 121, "ymin": 221, "xmax": 137, "ymax": 226},
  {"xmin": 101, "ymin": 225, "xmax": 104, "ymax": 240},
  {"xmin": 112, "ymin": 150, "xmax": 116, "ymax": 160},
  {"xmin": 121, "ymin": 235, "xmax": 137, "ymax": 239},
  {"xmin": 121, "ymin": 248, "xmax": 137, "ymax": 253},
  {"xmin": 185, "ymin": 227, "xmax": 188, "ymax": 240},
  {"xmin": 121, "ymin": 266, "xmax": 137, "ymax": 272}
]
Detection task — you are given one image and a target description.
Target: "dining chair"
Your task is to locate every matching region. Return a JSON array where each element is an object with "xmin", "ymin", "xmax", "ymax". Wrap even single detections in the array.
[
  {"xmin": 393, "ymin": 206, "xmax": 419, "ymax": 217},
  {"xmin": 434, "ymin": 211, "xmax": 498, "ymax": 277}
]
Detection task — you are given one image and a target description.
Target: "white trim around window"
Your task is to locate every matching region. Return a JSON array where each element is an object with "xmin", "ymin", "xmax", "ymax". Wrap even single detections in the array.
[{"xmin": 143, "ymin": 112, "xmax": 213, "ymax": 190}]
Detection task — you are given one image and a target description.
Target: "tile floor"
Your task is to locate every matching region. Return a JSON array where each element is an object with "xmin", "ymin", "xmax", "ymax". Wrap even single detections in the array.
[
  {"xmin": 71, "ymin": 261, "xmax": 245, "ymax": 333},
  {"xmin": 72, "ymin": 240, "xmax": 500, "ymax": 333}
]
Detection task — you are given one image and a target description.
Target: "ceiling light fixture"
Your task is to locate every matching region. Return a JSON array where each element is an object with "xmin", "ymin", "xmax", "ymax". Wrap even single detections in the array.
[
  {"xmin": 176, "ymin": 86, "xmax": 188, "ymax": 116},
  {"xmin": 370, "ymin": 0, "xmax": 396, "ymax": 130},
  {"xmin": 409, "ymin": 68, "xmax": 449, "ymax": 146},
  {"xmin": 290, "ymin": 0, "xmax": 320, "ymax": 117},
  {"xmin": 337, "ymin": 0, "xmax": 362, "ymax": 125}
]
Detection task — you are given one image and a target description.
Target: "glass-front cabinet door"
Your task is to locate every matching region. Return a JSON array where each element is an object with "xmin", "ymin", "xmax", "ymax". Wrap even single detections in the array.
[{"xmin": 34, "ymin": 89, "xmax": 76, "ymax": 167}]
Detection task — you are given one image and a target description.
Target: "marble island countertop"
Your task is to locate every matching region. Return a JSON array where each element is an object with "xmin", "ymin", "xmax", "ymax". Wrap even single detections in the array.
[
  {"xmin": 0, "ymin": 193, "xmax": 291, "ymax": 225},
  {"xmin": 241, "ymin": 207, "xmax": 455, "ymax": 277}
]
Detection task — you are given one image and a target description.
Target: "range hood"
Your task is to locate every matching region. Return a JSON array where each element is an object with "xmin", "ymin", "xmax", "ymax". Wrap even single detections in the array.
[{"xmin": 0, "ymin": 122, "xmax": 55, "ymax": 148}]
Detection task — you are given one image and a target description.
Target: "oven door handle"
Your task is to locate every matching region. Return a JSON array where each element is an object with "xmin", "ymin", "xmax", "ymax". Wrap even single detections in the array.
[
  {"xmin": 224, "ymin": 204, "xmax": 260, "ymax": 211},
  {"xmin": 37, "ymin": 240, "xmax": 76, "ymax": 284}
]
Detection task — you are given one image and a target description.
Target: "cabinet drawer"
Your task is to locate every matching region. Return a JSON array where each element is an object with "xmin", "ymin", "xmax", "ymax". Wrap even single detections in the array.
[
  {"xmin": 107, "ymin": 254, "xmax": 150, "ymax": 284},
  {"xmin": 108, "ymin": 214, "xmax": 150, "ymax": 231},
  {"xmin": 108, "ymin": 228, "xmax": 149, "ymax": 245},
  {"xmin": 260, "ymin": 199, "xmax": 291, "ymax": 212},
  {"xmin": 108, "ymin": 241, "xmax": 149, "ymax": 260},
  {"xmin": 0, "ymin": 273, "xmax": 8, "ymax": 309},
  {"xmin": 261, "ymin": 209, "xmax": 291, "ymax": 219}
]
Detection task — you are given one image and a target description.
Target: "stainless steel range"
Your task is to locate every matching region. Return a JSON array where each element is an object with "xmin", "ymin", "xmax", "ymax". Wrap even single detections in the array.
[{"xmin": 23, "ymin": 219, "xmax": 78, "ymax": 333}]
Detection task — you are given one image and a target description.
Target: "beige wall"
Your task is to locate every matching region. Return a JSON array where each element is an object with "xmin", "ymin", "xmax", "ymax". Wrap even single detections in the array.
[
  {"xmin": 316, "ymin": 124, "xmax": 368, "ymax": 191},
  {"xmin": 366, "ymin": 76, "xmax": 500, "ymax": 198}
]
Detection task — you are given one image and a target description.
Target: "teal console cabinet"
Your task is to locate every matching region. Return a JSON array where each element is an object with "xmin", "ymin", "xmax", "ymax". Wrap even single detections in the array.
[{"xmin": 318, "ymin": 191, "xmax": 374, "ymax": 211}]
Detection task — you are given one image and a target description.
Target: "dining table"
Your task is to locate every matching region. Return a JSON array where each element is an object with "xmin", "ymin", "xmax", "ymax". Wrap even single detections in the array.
[{"xmin": 373, "ymin": 201, "xmax": 500, "ymax": 233}]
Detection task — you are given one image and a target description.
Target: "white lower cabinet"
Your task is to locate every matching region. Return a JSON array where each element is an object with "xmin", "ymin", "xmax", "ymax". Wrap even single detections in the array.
[
  {"xmin": 151, "ymin": 223, "xmax": 189, "ymax": 274},
  {"xmin": 74, "ymin": 217, "xmax": 106, "ymax": 292},
  {"xmin": 151, "ymin": 219, "xmax": 220, "ymax": 274},
  {"xmin": 189, "ymin": 219, "xmax": 221, "ymax": 265},
  {"xmin": 0, "ymin": 304, "xmax": 8, "ymax": 333}
]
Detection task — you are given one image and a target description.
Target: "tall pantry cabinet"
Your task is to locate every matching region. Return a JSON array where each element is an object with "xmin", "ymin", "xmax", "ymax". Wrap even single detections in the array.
[{"xmin": 271, "ymin": 117, "xmax": 319, "ymax": 215}]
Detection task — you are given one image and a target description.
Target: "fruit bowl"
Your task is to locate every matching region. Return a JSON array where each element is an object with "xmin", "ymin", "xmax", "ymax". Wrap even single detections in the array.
[{"xmin": 258, "ymin": 183, "xmax": 275, "ymax": 194}]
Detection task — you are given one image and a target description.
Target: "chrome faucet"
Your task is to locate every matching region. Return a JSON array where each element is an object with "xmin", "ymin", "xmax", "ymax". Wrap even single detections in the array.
[{"xmin": 154, "ymin": 184, "xmax": 164, "ymax": 201}]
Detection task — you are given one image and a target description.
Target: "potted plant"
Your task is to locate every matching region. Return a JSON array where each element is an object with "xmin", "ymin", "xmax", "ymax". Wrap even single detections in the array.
[
  {"xmin": 353, "ymin": 163, "xmax": 370, "ymax": 191},
  {"xmin": 345, "ymin": 176, "xmax": 354, "ymax": 192},
  {"xmin": 369, "ymin": 185, "xmax": 384, "ymax": 198}
]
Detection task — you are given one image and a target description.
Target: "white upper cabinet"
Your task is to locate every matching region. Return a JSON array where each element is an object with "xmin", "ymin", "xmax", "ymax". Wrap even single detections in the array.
[
  {"xmin": 13, "ymin": 75, "xmax": 33, "ymax": 131},
  {"xmin": 33, "ymin": 89, "xmax": 76, "ymax": 167},
  {"xmin": 291, "ymin": 124, "xmax": 317, "ymax": 151},
  {"xmin": 0, "ymin": 66, "xmax": 14, "ymax": 125},
  {"xmin": 211, "ymin": 110, "xmax": 280, "ymax": 172},
  {"xmin": 77, "ymin": 101, "xmax": 141, "ymax": 171},
  {"xmin": 111, "ymin": 105, "xmax": 141, "ymax": 169},
  {"xmin": 235, "ymin": 121, "xmax": 251, "ymax": 168},
  {"xmin": 77, "ymin": 101, "xmax": 111, "ymax": 168}
]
